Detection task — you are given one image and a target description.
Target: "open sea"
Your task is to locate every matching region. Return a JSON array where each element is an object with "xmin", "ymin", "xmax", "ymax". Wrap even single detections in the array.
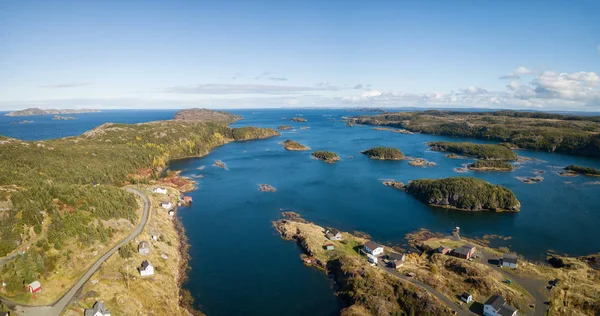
[{"xmin": 2, "ymin": 109, "xmax": 599, "ymax": 316}]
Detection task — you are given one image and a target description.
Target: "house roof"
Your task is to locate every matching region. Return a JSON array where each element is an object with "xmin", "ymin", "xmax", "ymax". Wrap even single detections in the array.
[
  {"xmin": 84, "ymin": 301, "xmax": 108, "ymax": 316},
  {"xmin": 498, "ymin": 304, "xmax": 517, "ymax": 316},
  {"xmin": 439, "ymin": 246, "xmax": 451, "ymax": 250},
  {"xmin": 141, "ymin": 260, "xmax": 152, "ymax": 270},
  {"xmin": 138, "ymin": 241, "xmax": 149, "ymax": 249},
  {"xmin": 29, "ymin": 281, "xmax": 41, "ymax": 289},
  {"xmin": 388, "ymin": 252, "xmax": 405, "ymax": 261},
  {"xmin": 461, "ymin": 292, "xmax": 472, "ymax": 299},
  {"xmin": 328, "ymin": 228, "xmax": 341, "ymax": 235},
  {"xmin": 453, "ymin": 247, "xmax": 471, "ymax": 256},
  {"xmin": 503, "ymin": 253, "xmax": 518, "ymax": 264},
  {"xmin": 463, "ymin": 244, "xmax": 476, "ymax": 250},
  {"xmin": 364, "ymin": 241, "xmax": 382, "ymax": 250},
  {"xmin": 484, "ymin": 295, "xmax": 505, "ymax": 310}
]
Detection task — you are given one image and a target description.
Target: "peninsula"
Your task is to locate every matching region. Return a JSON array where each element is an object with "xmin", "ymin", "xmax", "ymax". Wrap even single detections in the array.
[
  {"xmin": 563, "ymin": 165, "xmax": 600, "ymax": 176},
  {"xmin": 0, "ymin": 109, "xmax": 278, "ymax": 311},
  {"xmin": 311, "ymin": 150, "xmax": 340, "ymax": 163},
  {"xmin": 5, "ymin": 107, "xmax": 99, "ymax": 117},
  {"xmin": 403, "ymin": 177, "xmax": 521, "ymax": 212},
  {"xmin": 428, "ymin": 141, "xmax": 517, "ymax": 160},
  {"xmin": 350, "ymin": 110, "xmax": 600, "ymax": 158},
  {"xmin": 282, "ymin": 139, "xmax": 309, "ymax": 151},
  {"xmin": 361, "ymin": 147, "xmax": 405, "ymax": 160}
]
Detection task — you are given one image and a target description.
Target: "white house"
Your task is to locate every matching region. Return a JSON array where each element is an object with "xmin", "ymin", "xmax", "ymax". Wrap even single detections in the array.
[
  {"xmin": 139, "ymin": 260, "xmax": 155, "ymax": 277},
  {"xmin": 502, "ymin": 254, "xmax": 518, "ymax": 269},
  {"xmin": 153, "ymin": 187, "xmax": 168, "ymax": 194},
  {"xmin": 84, "ymin": 301, "xmax": 111, "ymax": 316},
  {"xmin": 363, "ymin": 241, "xmax": 384, "ymax": 256},
  {"xmin": 160, "ymin": 201, "xmax": 172, "ymax": 209},
  {"xmin": 168, "ymin": 210, "xmax": 175, "ymax": 217},
  {"xmin": 484, "ymin": 295, "xmax": 518, "ymax": 316},
  {"xmin": 325, "ymin": 228, "xmax": 342, "ymax": 241}
]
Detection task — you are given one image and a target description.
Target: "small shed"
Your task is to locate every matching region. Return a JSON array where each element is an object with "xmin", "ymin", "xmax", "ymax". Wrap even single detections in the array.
[
  {"xmin": 460, "ymin": 292, "xmax": 473, "ymax": 304},
  {"xmin": 325, "ymin": 243, "xmax": 335, "ymax": 250},
  {"xmin": 27, "ymin": 281, "xmax": 41, "ymax": 293},
  {"xmin": 160, "ymin": 201, "xmax": 172, "ymax": 209},
  {"xmin": 388, "ymin": 253, "xmax": 406, "ymax": 269},
  {"xmin": 138, "ymin": 241, "xmax": 150, "ymax": 255},
  {"xmin": 502, "ymin": 253, "xmax": 518, "ymax": 268},
  {"xmin": 438, "ymin": 246, "xmax": 451, "ymax": 255}
]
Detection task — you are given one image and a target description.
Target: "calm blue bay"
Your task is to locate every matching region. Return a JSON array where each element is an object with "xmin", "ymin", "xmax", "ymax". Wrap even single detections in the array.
[{"xmin": 2, "ymin": 109, "xmax": 599, "ymax": 316}]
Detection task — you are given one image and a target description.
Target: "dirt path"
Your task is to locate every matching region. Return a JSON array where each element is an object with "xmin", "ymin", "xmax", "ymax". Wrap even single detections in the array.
[
  {"xmin": 376, "ymin": 260, "xmax": 477, "ymax": 316},
  {"xmin": 0, "ymin": 187, "xmax": 150, "ymax": 316}
]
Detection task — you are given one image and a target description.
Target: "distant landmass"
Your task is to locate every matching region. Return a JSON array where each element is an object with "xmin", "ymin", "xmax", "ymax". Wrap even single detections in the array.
[
  {"xmin": 5, "ymin": 107, "xmax": 100, "ymax": 117},
  {"xmin": 173, "ymin": 108, "xmax": 242, "ymax": 124}
]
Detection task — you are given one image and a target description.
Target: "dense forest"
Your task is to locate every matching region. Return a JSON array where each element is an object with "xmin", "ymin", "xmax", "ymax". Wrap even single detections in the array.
[
  {"xmin": 352, "ymin": 110, "xmax": 600, "ymax": 157},
  {"xmin": 404, "ymin": 177, "xmax": 520, "ymax": 211},
  {"xmin": 428, "ymin": 141, "xmax": 517, "ymax": 160},
  {"xmin": 564, "ymin": 165, "xmax": 600, "ymax": 176},
  {"xmin": 360, "ymin": 147, "xmax": 405, "ymax": 160},
  {"xmin": 0, "ymin": 119, "xmax": 278, "ymax": 292}
]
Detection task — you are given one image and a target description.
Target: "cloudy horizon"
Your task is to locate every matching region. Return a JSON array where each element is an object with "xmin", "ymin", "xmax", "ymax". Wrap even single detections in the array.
[{"xmin": 1, "ymin": 1, "xmax": 599, "ymax": 112}]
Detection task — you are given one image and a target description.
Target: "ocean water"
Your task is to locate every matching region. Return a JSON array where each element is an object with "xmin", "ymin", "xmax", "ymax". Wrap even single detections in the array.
[{"xmin": 2, "ymin": 109, "xmax": 600, "ymax": 316}]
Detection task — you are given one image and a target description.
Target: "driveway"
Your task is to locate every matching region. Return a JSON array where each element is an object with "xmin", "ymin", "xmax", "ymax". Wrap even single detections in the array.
[
  {"xmin": 0, "ymin": 187, "xmax": 150, "ymax": 316},
  {"xmin": 376, "ymin": 260, "xmax": 477, "ymax": 316},
  {"xmin": 478, "ymin": 250, "xmax": 549, "ymax": 316}
]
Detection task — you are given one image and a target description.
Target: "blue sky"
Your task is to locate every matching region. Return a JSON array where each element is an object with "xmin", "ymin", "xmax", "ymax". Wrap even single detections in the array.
[{"xmin": 1, "ymin": 0, "xmax": 599, "ymax": 110}]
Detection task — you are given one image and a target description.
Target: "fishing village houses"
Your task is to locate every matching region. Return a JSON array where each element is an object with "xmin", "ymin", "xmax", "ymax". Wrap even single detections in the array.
[{"xmin": 138, "ymin": 260, "xmax": 154, "ymax": 277}]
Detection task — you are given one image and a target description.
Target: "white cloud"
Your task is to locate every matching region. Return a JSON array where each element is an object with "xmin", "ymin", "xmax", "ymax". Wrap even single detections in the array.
[
  {"xmin": 499, "ymin": 66, "xmax": 534, "ymax": 80},
  {"xmin": 341, "ymin": 70, "xmax": 600, "ymax": 109}
]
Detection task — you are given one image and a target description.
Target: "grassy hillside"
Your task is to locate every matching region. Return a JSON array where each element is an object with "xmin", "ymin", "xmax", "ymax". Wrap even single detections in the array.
[
  {"xmin": 352, "ymin": 110, "xmax": 600, "ymax": 157},
  {"xmin": 0, "ymin": 119, "xmax": 277, "ymax": 298}
]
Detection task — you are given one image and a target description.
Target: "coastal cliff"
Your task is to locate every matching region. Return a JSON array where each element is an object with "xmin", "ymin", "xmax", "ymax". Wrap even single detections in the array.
[{"xmin": 404, "ymin": 177, "xmax": 520, "ymax": 212}]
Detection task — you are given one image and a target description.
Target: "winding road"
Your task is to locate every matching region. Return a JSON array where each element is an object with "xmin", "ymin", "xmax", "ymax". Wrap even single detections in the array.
[
  {"xmin": 0, "ymin": 187, "xmax": 150, "ymax": 316},
  {"xmin": 376, "ymin": 260, "xmax": 476, "ymax": 316}
]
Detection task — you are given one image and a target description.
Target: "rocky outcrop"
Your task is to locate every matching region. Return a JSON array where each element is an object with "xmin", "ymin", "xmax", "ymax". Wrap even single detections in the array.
[
  {"xmin": 258, "ymin": 184, "xmax": 276, "ymax": 192},
  {"xmin": 382, "ymin": 180, "xmax": 405, "ymax": 190},
  {"xmin": 282, "ymin": 140, "xmax": 309, "ymax": 151},
  {"xmin": 290, "ymin": 117, "xmax": 307, "ymax": 122}
]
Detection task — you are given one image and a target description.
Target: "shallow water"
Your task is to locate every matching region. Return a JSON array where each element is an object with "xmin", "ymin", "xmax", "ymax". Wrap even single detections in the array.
[{"xmin": 2, "ymin": 109, "xmax": 599, "ymax": 316}]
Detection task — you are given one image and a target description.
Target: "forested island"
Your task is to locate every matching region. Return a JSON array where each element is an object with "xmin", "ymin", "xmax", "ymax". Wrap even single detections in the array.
[
  {"xmin": 282, "ymin": 140, "xmax": 309, "ymax": 151},
  {"xmin": 350, "ymin": 110, "xmax": 600, "ymax": 158},
  {"xmin": 5, "ymin": 107, "xmax": 99, "ymax": 116},
  {"xmin": 404, "ymin": 177, "xmax": 520, "ymax": 212},
  {"xmin": 360, "ymin": 147, "xmax": 405, "ymax": 160},
  {"xmin": 428, "ymin": 141, "xmax": 517, "ymax": 160},
  {"xmin": 0, "ymin": 110, "xmax": 278, "ymax": 304},
  {"xmin": 564, "ymin": 165, "xmax": 600, "ymax": 176},
  {"xmin": 311, "ymin": 150, "xmax": 340, "ymax": 163},
  {"xmin": 468, "ymin": 160, "xmax": 515, "ymax": 171}
]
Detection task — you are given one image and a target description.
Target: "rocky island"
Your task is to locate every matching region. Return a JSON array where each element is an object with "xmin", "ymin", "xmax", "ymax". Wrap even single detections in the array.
[
  {"xmin": 382, "ymin": 180, "xmax": 405, "ymax": 190},
  {"xmin": 173, "ymin": 108, "xmax": 242, "ymax": 123},
  {"xmin": 361, "ymin": 146, "xmax": 405, "ymax": 160},
  {"xmin": 428, "ymin": 141, "xmax": 517, "ymax": 160},
  {"xmin": 403, "ymin": 177, "xmax": 521, "ymax": 212},
  {"xmin": 563, "ymin": 165, "xmax": 600, "ymax": 176},
  {"xmin": 282, "ymin": 140, "xmax": 309, "ymax": 151},
  {"xmin": 311, "ymin": 150, "xmax": 340, "ymax": 163},
  {"xmin": 278, "ymin": 125, "xmax": 293, "ymax": 130},
  {"xmin": 468, "ymin": 160, "xmax": 515, "ymax": 171},
  {"xmin": 290, "ymin": 117, "xmax": 307, "ymax": 122},
  {"xmin": 258, "ymin": 184, "xmax": 276, "ymax": 192},
  {"xmin": 5, "ymin": 107, "xmax": 99, "ymax": 116},
  {"xmin": 408, "ymin": 157, "xmax": 436, "ymax": 167}
]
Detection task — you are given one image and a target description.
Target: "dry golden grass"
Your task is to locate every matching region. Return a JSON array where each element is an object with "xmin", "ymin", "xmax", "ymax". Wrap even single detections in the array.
[{"xmin": 63, "ymin": 185, "xmax": 190, "ymax": 316}]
